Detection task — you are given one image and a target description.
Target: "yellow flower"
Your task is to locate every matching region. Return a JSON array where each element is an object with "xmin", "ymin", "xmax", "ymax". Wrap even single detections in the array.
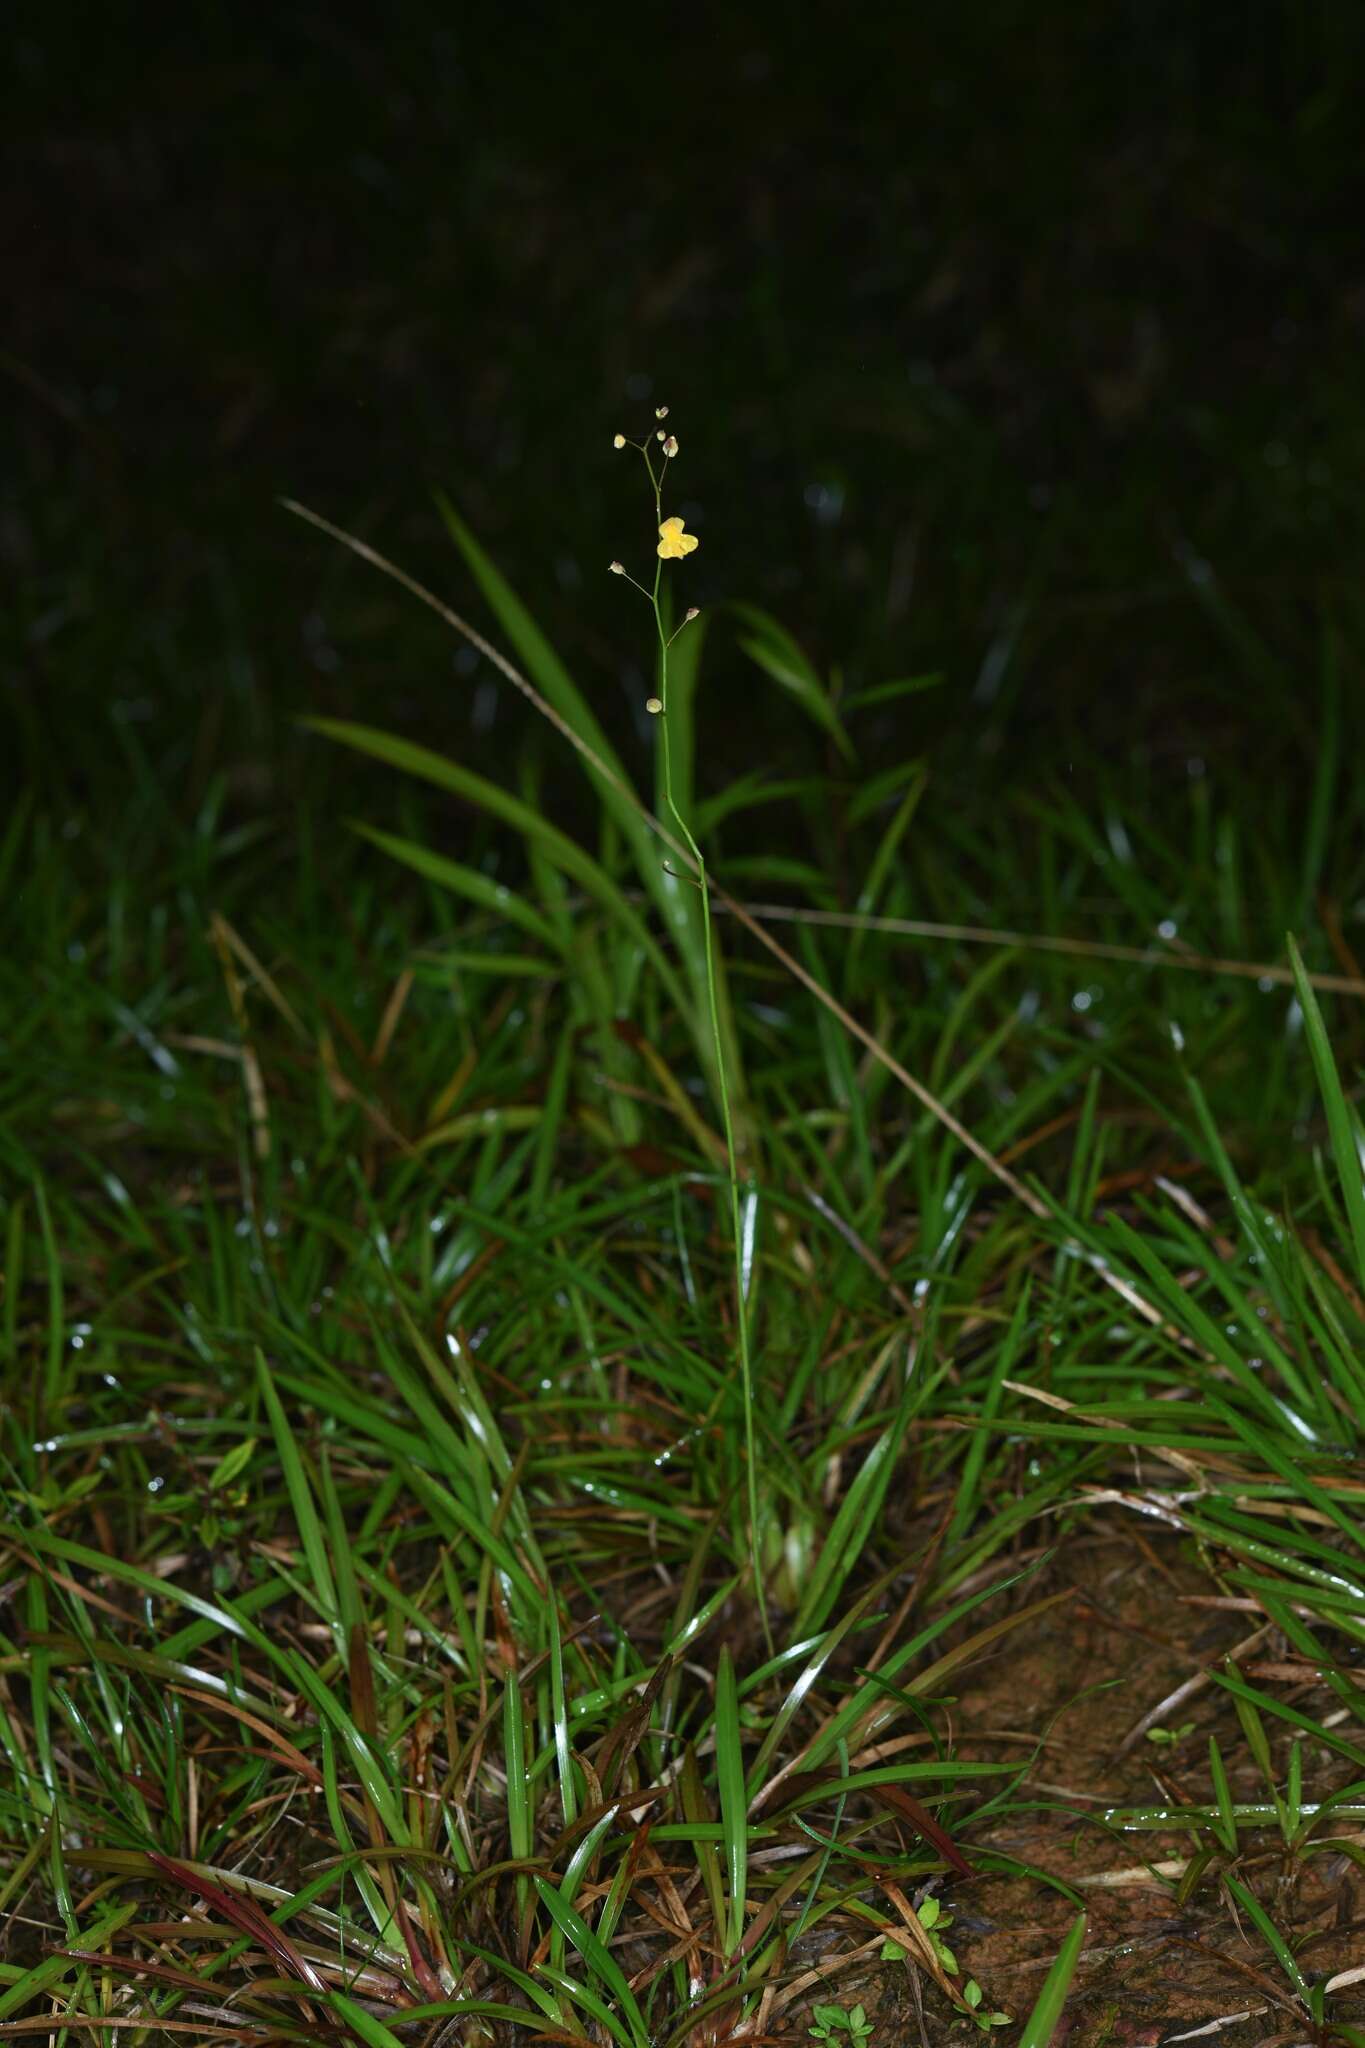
[{"xmin": 657, "ymin": 516, "xmax": 699, "ymax": 560}]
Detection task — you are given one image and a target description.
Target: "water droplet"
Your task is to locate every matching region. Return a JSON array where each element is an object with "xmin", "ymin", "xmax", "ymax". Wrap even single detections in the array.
[{"xmin": 802, "ymin": 481, "xmax": 844, "ymax": 525}]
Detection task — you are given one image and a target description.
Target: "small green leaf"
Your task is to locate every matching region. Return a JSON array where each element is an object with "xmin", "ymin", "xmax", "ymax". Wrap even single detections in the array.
[{"xmin": 207, "ymin": 1437, "xmax": 258, "ymax": 1491}]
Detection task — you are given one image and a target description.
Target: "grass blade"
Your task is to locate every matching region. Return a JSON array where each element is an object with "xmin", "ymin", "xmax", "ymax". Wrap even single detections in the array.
[
  {"xmin": 1289, "ymin": 934, "xmax": 1365, "ymax": 1289},
  {"xmin": 1017, "ymin": 1910, "xmax": 1086, "ymax": 2046},
  {"xmin": 714, "ymin": 1645, "xmax": 748, "ymax": 1957}
]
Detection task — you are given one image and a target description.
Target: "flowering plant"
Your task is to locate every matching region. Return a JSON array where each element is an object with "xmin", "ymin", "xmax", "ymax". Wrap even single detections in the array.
[{"xmin": 609, "ymin": 404, "xmax": 764, "ymax": 1644}]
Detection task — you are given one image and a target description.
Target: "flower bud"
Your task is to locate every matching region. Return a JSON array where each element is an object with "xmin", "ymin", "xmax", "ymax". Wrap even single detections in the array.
[
  {"xmin": 663, "ymin": 434, "xmax": 679, "ymax": 457},
  {"xmin": 656, "ymin": 429, "xmax": 666, "ymax": 442},
  {"xmin": 684, "ymin": 606, "xmax": 699, "ymax": 621},
  {"xmin": 646, "ymin": 696, "xmax": 663, "ymax": 715},
  {"xmin": 655, "ymin": 405, "xmax": 669, "ymax": 418},
  {"xmin": 613, "ymin": 433, "xmax": 626, "ymax": 449},
  {"xmin": 609, "ymin": 560, "xmax": 624, "ymax": 575}
]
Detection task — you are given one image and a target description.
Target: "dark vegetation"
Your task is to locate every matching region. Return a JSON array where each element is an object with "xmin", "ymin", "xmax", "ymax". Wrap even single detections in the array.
[{"xmin": 4, "ymin": 6, "xmax": 1365, "ymax": 2042}]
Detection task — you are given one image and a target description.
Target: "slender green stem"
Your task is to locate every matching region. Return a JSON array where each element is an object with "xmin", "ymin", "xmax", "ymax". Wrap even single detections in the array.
[{"xmin": 645, "ymin": 458, "xmax": 768, "ymax": 1645}]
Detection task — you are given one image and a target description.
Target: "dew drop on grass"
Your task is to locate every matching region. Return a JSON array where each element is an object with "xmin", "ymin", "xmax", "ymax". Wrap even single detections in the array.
[
  {"xmin": 740, "ymin": 1188, "xmax": 759, "ymax": 1302},
  {"xmin": 1106, "ymin": 816, "xmax": 1133, "ymax": 864}
]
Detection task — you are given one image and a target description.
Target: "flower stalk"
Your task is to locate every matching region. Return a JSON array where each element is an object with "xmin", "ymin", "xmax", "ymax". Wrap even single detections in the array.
[{"xmin": 610, "ymin": 409, "xmax": 766, "ymax": 1633}]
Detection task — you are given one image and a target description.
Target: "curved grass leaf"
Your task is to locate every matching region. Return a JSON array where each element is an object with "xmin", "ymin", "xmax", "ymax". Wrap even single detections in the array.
[
  {"xmin": 1289, "ymin": 933, "xmax": 1365, "ymax": 1290},
  {"xmin": 304, "ymin": 716, "xmax": 690, "ymax": 1021},
  {"xmin": 353, "ymin": 822, "xmax": 562, "ymax": 951},
  {"xmin": 730, "ymin": 602, "xmax": 854, "ymax": 761},
  {"xmin": 533, "ymin": 1878, "xmax": 650, "ymax": 2048}
]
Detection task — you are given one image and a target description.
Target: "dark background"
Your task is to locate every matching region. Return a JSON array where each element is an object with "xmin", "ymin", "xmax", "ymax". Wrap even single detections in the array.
[{"xmin": 6, "ymin": 0, "xmax": 1364, "ymax": 830}]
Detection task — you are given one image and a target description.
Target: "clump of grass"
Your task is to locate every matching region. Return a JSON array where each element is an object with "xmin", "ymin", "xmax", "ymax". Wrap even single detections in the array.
[{"xmin": 3, "ymin": 415, "xmax": 1365, "ymax": 2044}]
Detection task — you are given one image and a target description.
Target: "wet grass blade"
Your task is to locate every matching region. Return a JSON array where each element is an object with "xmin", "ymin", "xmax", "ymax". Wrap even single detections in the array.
[
  {"xmin": 1017, "ymin": 1911, "xmax": 1086, "ymax": 2047},
  {"xmin": 533, "ymin": 1878, "xmax": 650, "ymax": 2048},
  {"xmin": 1289, "ymin": 934, "xmax": 1365, "ymax": 1290},
  {"xmin": 714, "ymin": 1645, "xmax": 748, "ymax": 1957},
  {"xmin": 254, "ymin": 1346, "xmax": 342, "ymax": 1653},
  {"xmin": 304, "ymin": 716, "xmax": 691, "ymax": 1021},
  {"xmin": 1223, "ymin": 1872, "xmax": 1307, "ymax": 2000}
]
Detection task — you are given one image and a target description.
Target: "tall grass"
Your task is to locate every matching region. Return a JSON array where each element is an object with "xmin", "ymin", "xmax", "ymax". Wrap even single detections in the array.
[{"xmin": 2, "ymin": 473, "xmax": 1364, "ymax": 2041}]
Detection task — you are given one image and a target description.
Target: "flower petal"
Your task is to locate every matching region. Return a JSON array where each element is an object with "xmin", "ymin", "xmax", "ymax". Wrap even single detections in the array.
[{"xmin": 657, "ymin": 516, "xmax": 699, "ymax": 560}]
